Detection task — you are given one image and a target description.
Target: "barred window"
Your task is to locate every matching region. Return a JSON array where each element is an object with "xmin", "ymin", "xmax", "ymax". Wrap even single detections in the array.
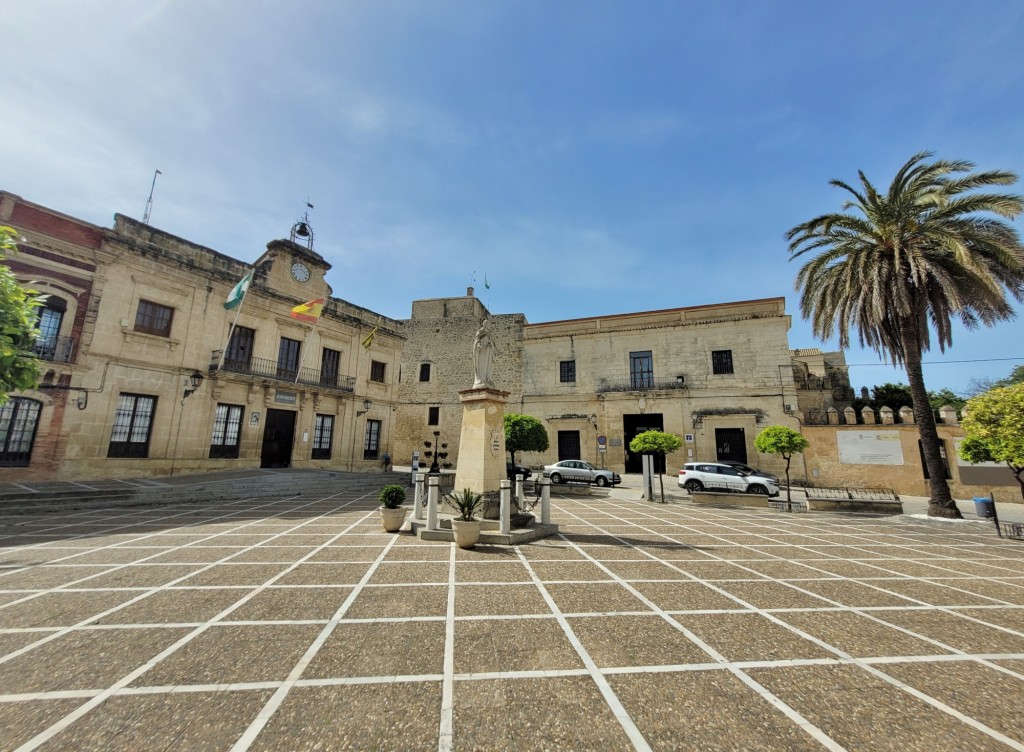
[
  {"xmin": 560, "ymin": 360, "xmax": 576, "ymax": 383},
  {"xmin": 0, "ymin": 397, "xmax": 42, "ymax": 467},
  {"xmin": 370, "ymin": 360, "xmax": 386, "ymax": 383},
  {"xmin": 134, "ymin": 300, "xmax": 174, "ymax": 337},
  {"xmin": 711, "ymin": 350, "xmax": 734, "ymax": 375},
  {"xmin": 363, "ymin": 419, "xmax": 381, "ymax": 460},
  {"xmin": 210, "ymin": 403, "xmax": 243, "ymax": 459},
  {"xmin": 313, "ymin": 414, "xmax": 334, "ymax": 460},
  {"xmin": 108, "ymin": 394, "xmax": 157, "ymax": 457}
]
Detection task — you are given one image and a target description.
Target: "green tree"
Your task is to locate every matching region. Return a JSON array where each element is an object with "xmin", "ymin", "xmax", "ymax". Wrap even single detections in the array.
[
  {"xmin": 960, "ymin": 384, "xmax": 1024, "ymax": 501},
  {"xmin": 629, "ymin": 430, "xmax": 682, "ymax": 503},
  {"xmin": 787, "ymin": 152, "xmax": 1024, "ymax": 519},
  {"xmin": 753, "ymin": 426, "xmax": 809, "ymax": 505},
  {"xmin": 0, "ymin": 226, "xmax": 41, "ymax": 404},
  {"xmin": 967, "ymin": 364, "xmax": 1024, "ymax": 397},
  {"xmin": 504, "ymin": 413, "xmax": 549, "ymax": 476},
  {"xmin": 927, "ymin": 388, "xmax": 967, "ymax": 417}
]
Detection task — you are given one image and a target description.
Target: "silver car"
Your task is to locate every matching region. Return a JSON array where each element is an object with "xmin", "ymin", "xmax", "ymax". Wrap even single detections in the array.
[{"xmin": 543, "ymin": 460, "xmax": 621, "ymax": 487}]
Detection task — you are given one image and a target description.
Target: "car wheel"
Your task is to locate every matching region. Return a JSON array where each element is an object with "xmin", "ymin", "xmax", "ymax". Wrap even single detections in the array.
[
  {"xmin": 684, "ymin": 479, "xmax": 703, "ymax": 493},
  {"xmin": 550, "ymin": 472, "xmax": 562, "ymax": 484},
  {"xmin": 748, "ymin": 484, "xmax": 768, "ymax": 495},
  {"xmin": 595, "ymin": 476, "xmax": 608, "ymax": 487}
]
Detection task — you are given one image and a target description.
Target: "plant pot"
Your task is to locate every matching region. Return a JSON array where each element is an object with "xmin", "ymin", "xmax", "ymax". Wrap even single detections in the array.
[
  {"xmin": 380, "ymin": 506, "xmax": 407, "ymax": 533},
  {"xmin": 451, "ymin": 519, "xmax": 481, "ymax": 549}
]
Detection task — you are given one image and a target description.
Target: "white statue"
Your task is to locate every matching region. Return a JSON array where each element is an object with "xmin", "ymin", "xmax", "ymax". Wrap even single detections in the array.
[{"xmin": 472, "ymin": 318, "xmax": 496, "ymax": 388}]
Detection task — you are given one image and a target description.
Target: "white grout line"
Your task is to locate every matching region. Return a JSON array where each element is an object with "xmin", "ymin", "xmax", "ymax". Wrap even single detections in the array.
[
  {"xmin": 514, "ymin": 547, "xmax": 654, "ymax": 752},
  {"xmin": 438, "ymin": 542, "xmax": 457, "ymax": 752},
  {"xmin": 226, "ymin": 532, "xmax": 402, "ymax": 752}
]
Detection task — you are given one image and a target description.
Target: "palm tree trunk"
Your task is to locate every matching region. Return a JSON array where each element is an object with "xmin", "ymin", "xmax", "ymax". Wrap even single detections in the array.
[{"xmin": 900, "ymin": 320, "xmax": 961, "ymax": 518}]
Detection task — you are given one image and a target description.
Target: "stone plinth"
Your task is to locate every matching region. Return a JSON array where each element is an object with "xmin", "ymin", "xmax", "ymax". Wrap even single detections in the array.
[{"xmin": 453, "ymin": 387, "xmax": 510, "ymax": 495}]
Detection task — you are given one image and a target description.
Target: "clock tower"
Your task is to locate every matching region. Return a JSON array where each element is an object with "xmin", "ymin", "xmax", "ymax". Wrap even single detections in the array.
[{"xmin": 252, "ymin": 238, "xmax": 332, "ymax": 300}]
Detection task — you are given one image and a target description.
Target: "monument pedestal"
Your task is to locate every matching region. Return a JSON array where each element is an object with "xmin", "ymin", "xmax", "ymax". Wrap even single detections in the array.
[{"xmin": 453, "ymin": 387, "xmax": 509, "ymax": 497}]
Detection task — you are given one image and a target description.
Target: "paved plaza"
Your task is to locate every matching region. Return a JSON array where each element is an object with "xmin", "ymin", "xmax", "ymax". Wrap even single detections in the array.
[{"xmin": 2, "ymin": 479, "xmax": 1024, "ymax": 751}]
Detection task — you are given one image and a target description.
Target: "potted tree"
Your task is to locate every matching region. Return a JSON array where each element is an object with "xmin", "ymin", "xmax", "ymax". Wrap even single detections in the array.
[
  {"xmin": 378, "ymin": 484, "xmax": 408, "ymax": 532},
  {"xmin": 448, "ymin": 488, "xmax": 484, "ymax": 549}
]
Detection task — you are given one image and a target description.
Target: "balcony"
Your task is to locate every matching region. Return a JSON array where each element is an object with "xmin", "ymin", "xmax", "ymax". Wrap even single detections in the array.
[
  {"xmin": 34, "ymin": 336, "xmax": 75, "ymax": 363},
  {"xmin": 596, "ymin": 377, "xmax": 688, "ymax": 394},
  {"xmin": 211, "ymin": 353, "xmax": 355, "ymax": 392}
]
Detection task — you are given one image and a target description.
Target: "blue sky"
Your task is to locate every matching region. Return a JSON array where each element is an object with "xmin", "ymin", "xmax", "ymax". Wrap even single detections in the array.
[{"xmin": 4, "ymin": 1, "xmax": 1023, "ymax": 395}]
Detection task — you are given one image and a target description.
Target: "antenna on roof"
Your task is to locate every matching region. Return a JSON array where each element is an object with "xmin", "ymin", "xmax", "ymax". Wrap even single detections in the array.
[
  {"xmin": 289, "ymin": 198, "xmax": 315, "ymax": 250},
  {"xmin": 142, "ymin": 169, "xmax": 162, "ymax": 225}
]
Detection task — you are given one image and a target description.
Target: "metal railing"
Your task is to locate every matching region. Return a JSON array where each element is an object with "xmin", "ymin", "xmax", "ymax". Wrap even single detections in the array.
[
  {"xmin": 33, "ymin": 336, "xmax": 75, "ymax": 363},
  {"xmin": 596, "ymin": 377, "xmax": 688, "ymax": 393},
  {"xmin": 211, "ymin": 353, "xmax": 355, "ymax": 392}
]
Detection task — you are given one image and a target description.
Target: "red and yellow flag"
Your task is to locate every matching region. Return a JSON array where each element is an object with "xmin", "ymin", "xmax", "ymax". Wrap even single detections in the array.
[{"xmin": 290, "ymin": 298, "xmax": 325, "ymax": 324}]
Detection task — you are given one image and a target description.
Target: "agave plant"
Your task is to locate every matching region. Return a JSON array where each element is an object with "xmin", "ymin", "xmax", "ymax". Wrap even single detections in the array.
[{"xmin": 448, "ymin": 488, "xmax": 483, "ymax": 522}]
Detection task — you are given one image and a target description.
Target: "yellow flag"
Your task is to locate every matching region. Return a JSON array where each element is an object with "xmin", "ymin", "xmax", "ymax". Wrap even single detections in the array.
[{"xmin": 361, "ymin": 317, "xmax": 381, "ymax": 350}]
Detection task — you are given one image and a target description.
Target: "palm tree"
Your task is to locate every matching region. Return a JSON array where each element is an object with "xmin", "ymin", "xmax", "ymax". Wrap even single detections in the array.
[{"xmin": 787, "ymin": 152, "xmax": 1024, "ymax": 518}]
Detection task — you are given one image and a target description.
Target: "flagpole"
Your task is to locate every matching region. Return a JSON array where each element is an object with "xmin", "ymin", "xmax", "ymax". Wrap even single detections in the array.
[
  {"xmin": 218, "ymin": 273, "xmax": 251, "ymax": 370},
  {"xmin": 294, "ymin": 313, "xmax": 323, "ymax": 383}
]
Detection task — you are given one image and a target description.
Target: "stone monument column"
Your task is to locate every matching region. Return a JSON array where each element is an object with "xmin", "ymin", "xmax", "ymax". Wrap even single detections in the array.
[{"xmin": 452, "ymin": 386, "xmax": 509, "ymax": 496}]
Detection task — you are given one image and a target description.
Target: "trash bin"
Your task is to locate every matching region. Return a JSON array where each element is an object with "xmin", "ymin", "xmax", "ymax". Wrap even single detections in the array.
[{"xmin": 973, "ymin": 497, "xmax": 994, "ymax": 518}]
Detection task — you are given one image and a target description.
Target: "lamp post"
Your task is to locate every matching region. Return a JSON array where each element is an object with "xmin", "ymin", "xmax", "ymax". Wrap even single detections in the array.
[
  {"xmin": 424, "ymin": 430, "xmax": 448, "ymax": 475},
  {"xmin": 170, "ymin": 369, "xmax": 206, "ymax": 477}
]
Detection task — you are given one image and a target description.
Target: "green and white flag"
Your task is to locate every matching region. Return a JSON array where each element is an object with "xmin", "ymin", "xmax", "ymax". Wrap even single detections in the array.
[{"xmin": 224, "ymin": 271, "xmax": 253, "ymax": 310}]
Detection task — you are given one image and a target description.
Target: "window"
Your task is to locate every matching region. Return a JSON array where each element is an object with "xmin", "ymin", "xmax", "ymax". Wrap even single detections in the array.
[
  {"xmin": 629, "ymin": 351, "xmax": 653, "ymax": 389},
  {"xmin": 277, "ymin": 337, "xmax": 301, "ymax": 380},
  {"xmin": 419, "ymin": 363, "xmax": 431, "ymax": 382},
  {"xmin": 428, "ymin": 406, "xmax": 440, "ymax": 425},
  {"xmin": 225, "ymin": 326, "xmax": 255, "ymax": 371},
  {"xmin": 560, "ymin": 360, "xmax": 576, "ymax": 383},
  {"xmin": 312, "ymin": 414, "xmax": 334, "ymax": 459},
  {"xmin": 321, "ymin": 348, "xmax": 341, "ymax": 387},
  {"xmin": 108, "ymin": 394, "xmax": 157, "ymax": 458},
  {"xmin": 0, "ymin": 398, "xmax": 42, "ymax": 467},
  {"xmin": 209, "ymin": 403, "xmax": 243, "ymax": 459},
  {"xmin": 370, "ymin": 360, "xmax": 386, "ymax": 383},
  {"xmin": 557, "ymin": 430, "xmax": 582, "ymax": 461},
  {"xmin": 34, "ymin": 296, "xmax": 66, "ymax": 361},
  {"xmin": 712, "ymin": 350, "xmax": 734, "ymax": 375},
  {"xmin": 363, "ymin": 419, "xmax": 381, "ymax": 460},
  {"xmin": 134, "ymin": 299, "xmax": 174, "ymax": 337}
]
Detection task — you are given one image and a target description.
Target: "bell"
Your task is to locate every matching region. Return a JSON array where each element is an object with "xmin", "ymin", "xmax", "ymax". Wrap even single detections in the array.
[{"xmin": 295, "ymin": 222, "xmax": 310, "ymax": 237}]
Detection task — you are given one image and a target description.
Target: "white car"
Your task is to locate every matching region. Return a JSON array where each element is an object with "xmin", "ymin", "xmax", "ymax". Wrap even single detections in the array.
[
  {"xmin": 543, "ymin": 460, "xmax": 621, "ymax": 487},
  {"xmin": 678, "ymin": 462, "xmax": 779, "ymax": 496}
]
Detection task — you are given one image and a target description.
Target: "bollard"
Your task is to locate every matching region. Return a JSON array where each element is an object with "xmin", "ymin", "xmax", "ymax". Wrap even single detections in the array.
[
  {"xmin": 516, "ymin": 474, "xmax": 525, "ymax": 509},
  {"xmin": 413, "ymin": 473, "xmax": 425, "ymax": 521},
  {"xmin": 540, "ymin": 476, "xmax": 551, "ymax": 525},
  {"xmin": 499, "ymin": 479, "xmax": 511, "ymax": 535},
  {"xmin": 427, "ymin": 475, "xmax": 439, "ymax": 531}
]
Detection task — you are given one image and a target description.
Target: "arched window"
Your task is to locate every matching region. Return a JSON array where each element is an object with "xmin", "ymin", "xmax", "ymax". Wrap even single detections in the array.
[
  {"xmin": 34, "ymin": 296, "xmax": 67, "ymax": 361},
  {"xmin": 0, "ymin": 398, "xmax": 42, "ymax": 467}
]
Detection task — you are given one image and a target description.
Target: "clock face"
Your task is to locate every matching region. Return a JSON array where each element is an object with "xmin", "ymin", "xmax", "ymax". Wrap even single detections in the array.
[{"xmin": 291, "ymin": 262, "xmax": 310, "ymax": 282}]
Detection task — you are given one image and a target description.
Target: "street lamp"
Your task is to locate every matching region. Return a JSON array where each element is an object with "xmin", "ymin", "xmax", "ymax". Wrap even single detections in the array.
[{"xmin": 182, "ymin": 370, "xmax": 204, "ymax": 401}]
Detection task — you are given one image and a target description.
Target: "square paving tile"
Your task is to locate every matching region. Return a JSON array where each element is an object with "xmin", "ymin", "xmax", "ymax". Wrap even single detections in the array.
[
  {"xmin": 937, "ymin": 578, "xmax": 1024, "ymax": 604},
  {"xmin": 0, "ymin": 590, "xmax": 141, "ymax": 628},
  {"xmin": 868, "ymin": 579, "xmax": 1006, "ymax": 607},
  {"xmin": 749, "ymin": 664, "xmax": 1007, "ymax": 750},
  {"xmin": 567, "ymin": 614, "xmax": 711, "ymax": 667},
  {"xmin": 369, "ymin": 562, "xmax": 449, "ymax": 585},
  {"xmin": 77, "ymin": 564, "xmax": 205, "ymax": 588},
  {"xmin": 787, "ymin": 579, "xmax": 919, "ymax": 608},
  {"xmin": 97, "ymin": 588, "xmax": 248, "ymax": 625},
  {"xmin": 303, "ymin": 621, "xmax": 445, "ymax": 678},
  {"xmin": 0, "ymin": 565, "xmax": 118, "ymax": 590},
  {"xmin": 35, "ymin": 689, "xmax": 274, "ymax": 752},
  {"xmin": 454, "ymin": 617, "xmax": 583, "ymax": 673},
  {"xmin": 251, "ymin": 682, "xmax": 441, "ymax": 752},
  {"xmin": 276, "ymin": 563, "xmax": 374, "ymax": 586},
  {"xmin": 673, "ymin": 612, "xmax": 834, "ymax": 662},
  {"xmin": 738, "ymin": 560, "xmax": 840, "ymax": 580},
  {"xmin": 609, "ymin": 670, "xmax": 822, "ymax": 751},
  {"xmin": 146, "ymin": 546, "xmax": 248, "ymax": 564},
  {"xmin": 667, "ymin": 560, "xmax": 765, "ymax": 580},
  {"xmin": 528, "ymin": 561, "xmax": 614, "ymax": 582},
  {"xmin": 544, "ymin": 582, "xmax": 651, "ymax": 614},
  {"xmin": 454, "ymin": 562, "xmax": 530, "ymax": 583},
  {"xmin": 775, "ymin": 611, "xmax": 956, "ymax": 658},
  {"xmin": 0, "ymin": 627, "xmax": 191, "ymax": 693},
  {"xmin": 454, "ymin": 584, "xmax": 551, "ymax": 616},
  {"xmin": 178, "ymin": 563, "xmax": 291, "ymax": 587},
  {"xmin": 134, "ymin": 624, "xmax": 321, "ymax": 686},
  {"xmin": 713, "ymin": 581, "xmax": 834, "ymax": 610},
  {"xmin": 229, "ymin": 546, "xmax": 325, "ymax": 563},
  {"xmin": 453, "ymin": 676, "xmax": 633, "ymax": 751},
  {"xmin": 346, "ymin": 585, "xmax": 449, "ymax": 618},
  {"xmin": 630, "ymin": 581, "xmax": 749, "ymax": 612},
  {"xmin": 229, "ymin": 586, "xmax": 351, "ymax": 621},
  {"xmin": 383, "ymin": 545, "xmax": 454, "ymax": 562},
  {"xmin": 519, "ymin": 543, "xmax": 587, "ymax": 561},
  {"xmin": 597, "ymin": 559, "xmax": 689, "ymax": 581}
]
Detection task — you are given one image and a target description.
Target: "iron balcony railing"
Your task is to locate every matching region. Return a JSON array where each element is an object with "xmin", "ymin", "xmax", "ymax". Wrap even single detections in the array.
[
  {"xmin": 33, "ymin": 336, "xmax": 75, "ymax": 363},
  {"xmin": 596, "ymin": 377, "xmax": 688, "ymax": 393},
  {"xmin": 211, "ymin": 353, "xmax": 355, "ymax": 392}
]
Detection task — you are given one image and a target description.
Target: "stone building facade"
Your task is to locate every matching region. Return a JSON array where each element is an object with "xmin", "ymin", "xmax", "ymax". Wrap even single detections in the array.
[{"xmin": 1, "ymin": 191, "xmax": 402, "ymax": 480}]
